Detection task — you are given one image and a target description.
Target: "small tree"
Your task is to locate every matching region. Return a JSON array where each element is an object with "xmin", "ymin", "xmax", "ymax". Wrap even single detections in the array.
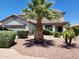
[{"xmin": 63, "ymin": 27, "xmax": 76, "ymax": 47}]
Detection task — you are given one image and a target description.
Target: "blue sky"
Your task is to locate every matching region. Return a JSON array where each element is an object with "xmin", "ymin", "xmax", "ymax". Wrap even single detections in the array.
[{"xmin": 0, "ymin": 0, "xmax": 79, "ymax": 25}]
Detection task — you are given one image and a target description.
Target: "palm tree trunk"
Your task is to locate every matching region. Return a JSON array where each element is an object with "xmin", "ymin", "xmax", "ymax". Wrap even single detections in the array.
[
  {"xmin": 68, "ymin": 38, "xmax": 72, "ymax": 46},
  {"xmin": 34, "ymin": 18, "xmax": 44, "ymax": 43},
  {"xmin": 65, "ymin": 38, "xmax": 69, "ymax": 47},
  {"xmin": 65, "ymin": 34, "xmax": 69, "ymax": 47}
]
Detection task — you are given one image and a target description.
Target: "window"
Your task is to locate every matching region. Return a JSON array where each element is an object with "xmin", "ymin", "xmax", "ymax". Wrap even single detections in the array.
[{"xmin": 45, "ymin": 25, "xmax": 52, "ymax": 31}]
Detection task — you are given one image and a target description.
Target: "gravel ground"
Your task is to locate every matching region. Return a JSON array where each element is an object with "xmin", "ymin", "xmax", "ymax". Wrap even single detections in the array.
[
  {"xmin": 12, "ymin": 35, "xmax": 79, "ymax": 59},
  {"xmin": 0, "ymin": 49, "xmax": 46, "ymax": 59}
]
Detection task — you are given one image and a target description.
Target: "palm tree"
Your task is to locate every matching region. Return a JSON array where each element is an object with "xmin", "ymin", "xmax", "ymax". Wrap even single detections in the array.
[
  {"xmin": 22, "ymin": 0, "xmax": 62, "ymax": 44},
  {"xmin": 63, "ymin": 27, "xmax": 76, "ymax": 47}
]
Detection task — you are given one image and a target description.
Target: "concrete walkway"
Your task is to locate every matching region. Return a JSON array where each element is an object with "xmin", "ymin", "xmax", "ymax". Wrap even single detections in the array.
[{"xmin": 0, "ymin": 49, "xmax": 46, "ymax": 59}]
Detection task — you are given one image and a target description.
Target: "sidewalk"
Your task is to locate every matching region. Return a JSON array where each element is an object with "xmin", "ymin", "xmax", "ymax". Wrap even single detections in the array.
[{"xmin": 0, "ymin": 49, "xmax": 46, "ymax": 59}]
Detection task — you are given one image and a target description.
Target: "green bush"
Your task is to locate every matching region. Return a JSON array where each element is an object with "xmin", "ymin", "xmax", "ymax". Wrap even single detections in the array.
[
  {"xmin": 0, "ymin": 31, "xmax": 16, "ymax": 48},
  {"xmin": 17, "ymin": 30, "xmax": 29, "ymax": 39},
  {"xmin": 43, "ymin": 29, "xmax": 53, "ymax": 35},
  {"xmin": 54, "ymin": 32, "xmax": 61, "ymax": 37},
  {"xmin": 72, "ymin": 27, "xmax": 79, "ymax": 36}
]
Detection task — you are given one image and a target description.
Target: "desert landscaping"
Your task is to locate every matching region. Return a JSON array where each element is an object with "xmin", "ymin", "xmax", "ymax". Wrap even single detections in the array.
[
  {"xmin": 11, "ymin": 35, "xmax": 79, "ymax": 59},
  {"xmin": 0, "ymin": 0, "xmax": 79, "ymax": 59}
]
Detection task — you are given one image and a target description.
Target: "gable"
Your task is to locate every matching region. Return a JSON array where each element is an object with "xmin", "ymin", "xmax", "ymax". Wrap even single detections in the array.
[{"xmin": 2, "ymin": 15, "xmax": 27, "ymax": 25}]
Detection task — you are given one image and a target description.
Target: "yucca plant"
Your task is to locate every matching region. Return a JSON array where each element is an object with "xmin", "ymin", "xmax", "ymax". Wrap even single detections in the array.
[{"xmin": 63, "ymin": 27, "xmax": 76, "ymax": 47}]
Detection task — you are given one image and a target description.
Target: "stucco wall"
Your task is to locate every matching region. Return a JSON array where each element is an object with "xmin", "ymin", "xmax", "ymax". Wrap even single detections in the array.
[
  {"xmin": 28, "ymin": 23, "xmax": 36, "ymax": 33},
  {"xmin": 2, "ymin": 16, "xmax": 30, "ymax": 31}
]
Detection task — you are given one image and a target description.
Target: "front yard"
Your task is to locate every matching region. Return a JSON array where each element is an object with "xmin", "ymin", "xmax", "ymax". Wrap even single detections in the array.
[{"xmin": 12, "ymin": 35, "xmax": 79, "ymax": 59}]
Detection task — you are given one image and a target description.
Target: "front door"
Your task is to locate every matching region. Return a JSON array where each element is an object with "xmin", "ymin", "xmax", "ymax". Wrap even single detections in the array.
[{"xmin": 58, "ymin": 26, "xmax": 63, "ymax": 32}]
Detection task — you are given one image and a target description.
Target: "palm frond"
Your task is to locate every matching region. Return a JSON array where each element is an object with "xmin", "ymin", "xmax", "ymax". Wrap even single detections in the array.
[
  {"xmin": 63, "ymin": 28, "xmax": 76, "ymax": 39},
  {"xmin": 45, "ymin": 2, "xmax": 52, "ymax": 8},
  {"xmin": 22, "ymin": 8, "xmax": 28, "ymax": 12},
  {"xmin": 22, "ymin": 0, "xmax": 62, "ymax": 21},
  {"xmin": 28, "ymin": 3, "xmax": 34, "ymax": 10}
]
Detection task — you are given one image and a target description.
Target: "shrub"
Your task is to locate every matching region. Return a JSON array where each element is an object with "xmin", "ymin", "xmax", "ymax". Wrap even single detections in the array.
[
  {"xmin": 43, "ymin": 29, "xmax": 53, "ymax": 35},
  {"xmin": 0, "ymin": 31, "xmax": 16, "ymax": 48},
  {"xmin": 0, "ymin": 26, "xmax": 8, "ymax": 30},
  {"xmin": 54, "ymin": 32, "xmax": 61, "ymax": 37},
  {"xmin": 17, "ymin": 30, "xmax": 29, "ymax": 39},
  {"xmin": 72, "ymin": 27, "xmax": 79, "ymax": 36}
]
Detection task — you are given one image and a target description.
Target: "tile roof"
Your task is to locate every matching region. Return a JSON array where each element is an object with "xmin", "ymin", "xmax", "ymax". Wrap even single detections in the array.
[{"xmin": 28, "ymin": 18, "xmax": 68, "ymax": 25}]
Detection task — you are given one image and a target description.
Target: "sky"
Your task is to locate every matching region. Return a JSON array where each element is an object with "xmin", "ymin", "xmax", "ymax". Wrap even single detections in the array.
[{"xmin": 0, "ymin": 0, "xmax": 79, "ymax": 25}]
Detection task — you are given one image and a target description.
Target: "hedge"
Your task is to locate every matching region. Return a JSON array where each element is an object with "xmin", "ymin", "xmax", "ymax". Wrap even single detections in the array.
[
  {"xmin": 17, "ymin": 30, "xmax": 29, "ymax": 39},
  {"xmin": 72, "ymin": 27, "xmax": 79, "ymax": 36},
  {"xmin": 0, "ymin": 31, "xmax": 16, "ymax": 48},
  {"xmin": 54, "ymin": 32, "xmax": 62, "ymax": 38}
]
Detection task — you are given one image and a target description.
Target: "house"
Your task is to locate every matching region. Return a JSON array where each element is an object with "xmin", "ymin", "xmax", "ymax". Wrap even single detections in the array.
[
  {"xmin": 0, "ymin": 13, "xmax": 68, "ymax": 33},
  {"xmin": 72, "ymin": 24, "xmax": 79, "ymax": 28}
]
